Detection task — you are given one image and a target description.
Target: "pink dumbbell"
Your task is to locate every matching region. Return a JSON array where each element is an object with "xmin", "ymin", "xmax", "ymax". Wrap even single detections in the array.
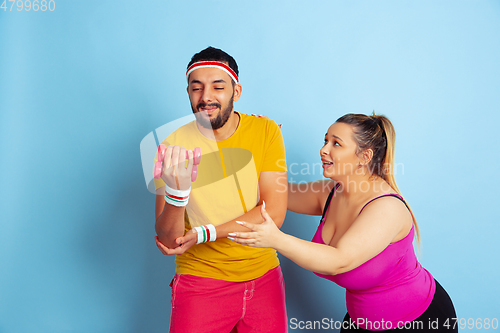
[{"xmin": 154, "ymin": 144, "xmax": 201, "ymax": 182}]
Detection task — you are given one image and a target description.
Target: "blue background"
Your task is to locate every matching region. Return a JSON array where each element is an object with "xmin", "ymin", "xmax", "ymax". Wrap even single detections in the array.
[{"xmin": 1, "ymin": 1, "xmax": 499, "ymax": 332}]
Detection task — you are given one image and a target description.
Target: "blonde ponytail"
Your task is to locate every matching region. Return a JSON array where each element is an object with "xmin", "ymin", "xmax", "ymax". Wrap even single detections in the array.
[{"xmin": 336, "ymin": 112, "xmax": 421, "ymax": 250}]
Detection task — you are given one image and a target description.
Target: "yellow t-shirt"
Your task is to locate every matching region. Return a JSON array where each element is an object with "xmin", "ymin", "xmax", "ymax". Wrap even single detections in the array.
[{"xmin": 154, "ymin": 112, "xmax": 287, "ymax": 281}]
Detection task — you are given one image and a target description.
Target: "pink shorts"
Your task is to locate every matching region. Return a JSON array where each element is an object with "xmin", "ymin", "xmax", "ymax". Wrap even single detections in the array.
[{"xmin": 169, "ymin": 266, "xmax": 288, "ymax": 333}]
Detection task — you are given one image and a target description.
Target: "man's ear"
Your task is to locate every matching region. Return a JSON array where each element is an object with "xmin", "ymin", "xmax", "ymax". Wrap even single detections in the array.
[{"xmin": 233, "ymin": 83, "xmax": 242, "ymax": 102}]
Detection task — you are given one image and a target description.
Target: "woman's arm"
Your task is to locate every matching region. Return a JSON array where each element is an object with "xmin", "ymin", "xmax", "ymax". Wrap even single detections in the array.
[
  {"xmin": 230, "ymin": 196, "xmax": 410, "ymax": 275},
  {"xmin": 287, "ymin": 180, "xmax": 336, "ymax": 215}
]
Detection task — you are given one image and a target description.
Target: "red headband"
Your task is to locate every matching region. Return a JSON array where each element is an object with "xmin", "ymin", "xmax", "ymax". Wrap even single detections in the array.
[{"xmin": 186, "ymin": 61, "xmax": 239, "ymax": 83}]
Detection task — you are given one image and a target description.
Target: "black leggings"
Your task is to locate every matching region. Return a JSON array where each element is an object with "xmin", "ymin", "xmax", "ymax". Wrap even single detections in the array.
[{"xmin": 341, "ymin": 280, "xmax": 457, "ymax": 332}]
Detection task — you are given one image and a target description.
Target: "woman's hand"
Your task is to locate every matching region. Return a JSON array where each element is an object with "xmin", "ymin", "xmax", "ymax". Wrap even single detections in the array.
[
  {"xmin": 250, "ymin": 114, "xmax": 282, "ymax": 128},
  {"xmin": 154, "ymin": 229, "xmax": 197, "ymax": 255},
  {"xmin": 228, "ymin": 202, "xmax": 283, "ymax": 248}
]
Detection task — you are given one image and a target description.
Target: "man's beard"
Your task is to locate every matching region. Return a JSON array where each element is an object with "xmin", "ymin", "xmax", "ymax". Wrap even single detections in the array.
[{"xmin": 193, "ymin": 97, "xmax": 234, "ymax": 130}]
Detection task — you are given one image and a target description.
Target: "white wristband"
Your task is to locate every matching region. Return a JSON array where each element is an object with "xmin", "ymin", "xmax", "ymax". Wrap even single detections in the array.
[
  {"xmin": 165, "ymin": 183, "xmax": 191, "ymax": 197},
  {"xmin": 193, "ymin": 224, "xmax": 217, "ymax": 244},
  {"xmin": 194, "ymin": 227, "xmax": 204, "ymax": 244},
  {"xmin": 164, "ymin": 193, "xmax": 188, "ymax": 207},
  {"xmin": 206, "ymin": 224, "xmax": 217, "ymax": 242}
]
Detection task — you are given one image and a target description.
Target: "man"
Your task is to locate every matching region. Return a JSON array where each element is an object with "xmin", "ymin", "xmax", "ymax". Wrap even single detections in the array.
[{"xmin": 154, "ymin": 47, "xmax": 288, "ymax": 333}]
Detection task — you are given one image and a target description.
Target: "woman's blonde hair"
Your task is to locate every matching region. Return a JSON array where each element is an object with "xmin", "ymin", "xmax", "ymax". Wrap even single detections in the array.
[{"xmin": 336, "ymin": 112, "xmax": 421, "ymax": 247}]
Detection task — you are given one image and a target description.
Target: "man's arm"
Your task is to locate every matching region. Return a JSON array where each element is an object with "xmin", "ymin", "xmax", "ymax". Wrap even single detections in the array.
[
  {"xmin": 154, "ymin": 146, "xmax": 194, "ymax": 249},
  {"xmin": 215, "ymin": 171, "xmax": 288, "ymax": 237},
  {"xmin": 154, "ymin": 186, "xmax": 186, "ymax": 249},
  {"xmin": 161, "ymin": 171, "xmax": 288, "ymax": 255}
]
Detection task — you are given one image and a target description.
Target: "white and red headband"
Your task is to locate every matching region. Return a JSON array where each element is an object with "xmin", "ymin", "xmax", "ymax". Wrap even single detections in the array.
[{"xmin": 186, "ymin": 61, "xmax": 239, "ymax": 84}]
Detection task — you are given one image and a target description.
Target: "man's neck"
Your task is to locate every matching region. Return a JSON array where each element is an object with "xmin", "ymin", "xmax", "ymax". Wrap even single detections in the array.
[{"xmin": 197, "ymin": 111, "xmax": 240, "ymax": 141}]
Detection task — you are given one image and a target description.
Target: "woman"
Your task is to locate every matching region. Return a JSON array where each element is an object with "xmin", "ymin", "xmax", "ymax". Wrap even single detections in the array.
[{"xmin": 229, "ymin": 113, "xmax": 457, "ymax": 332}]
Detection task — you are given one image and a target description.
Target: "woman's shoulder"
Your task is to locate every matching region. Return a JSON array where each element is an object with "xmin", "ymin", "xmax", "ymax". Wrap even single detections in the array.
[
  {"xmin": 360, "ymin": 193, "xmax": 408, "ymax": 213},
  {"xmin": 359, "ymin": 179, "xmax": 407, "ymax": 212},
  {"xmin": 358, "ymin": 192, "xmax": 413, "ymax": 234}
]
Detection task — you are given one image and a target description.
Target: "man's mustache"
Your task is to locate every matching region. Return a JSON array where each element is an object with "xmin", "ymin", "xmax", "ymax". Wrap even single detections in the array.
[{"xmin": 196, "ymin": 102, "xmax": 221, "ymax": 110}]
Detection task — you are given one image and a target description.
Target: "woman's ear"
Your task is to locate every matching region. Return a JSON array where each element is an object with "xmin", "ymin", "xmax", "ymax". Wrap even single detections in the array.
[{"xmin": 359, "ymin": 149, "xmax": 373, "ymax": 166}]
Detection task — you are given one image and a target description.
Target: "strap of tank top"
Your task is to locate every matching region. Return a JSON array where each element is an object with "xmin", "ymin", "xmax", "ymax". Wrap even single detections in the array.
[
  {"xmin": 358, "ymin": 193, "xmax": 409, "ymax": 215},
  {"xmin": 319, "ymin": 183, "xmax": 340, "ymax": 225}
]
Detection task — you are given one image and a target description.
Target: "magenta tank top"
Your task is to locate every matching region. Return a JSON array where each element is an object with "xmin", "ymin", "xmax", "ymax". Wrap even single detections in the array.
[{"xmin": 311, "ymin": 187, "xmax": 436, "ymax": 330}]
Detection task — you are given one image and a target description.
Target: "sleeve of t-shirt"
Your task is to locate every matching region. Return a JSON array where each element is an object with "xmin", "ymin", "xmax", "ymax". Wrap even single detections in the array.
[{"xmin": 261, "ymin": 119, "xmax": 287, "ymax": 172}]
